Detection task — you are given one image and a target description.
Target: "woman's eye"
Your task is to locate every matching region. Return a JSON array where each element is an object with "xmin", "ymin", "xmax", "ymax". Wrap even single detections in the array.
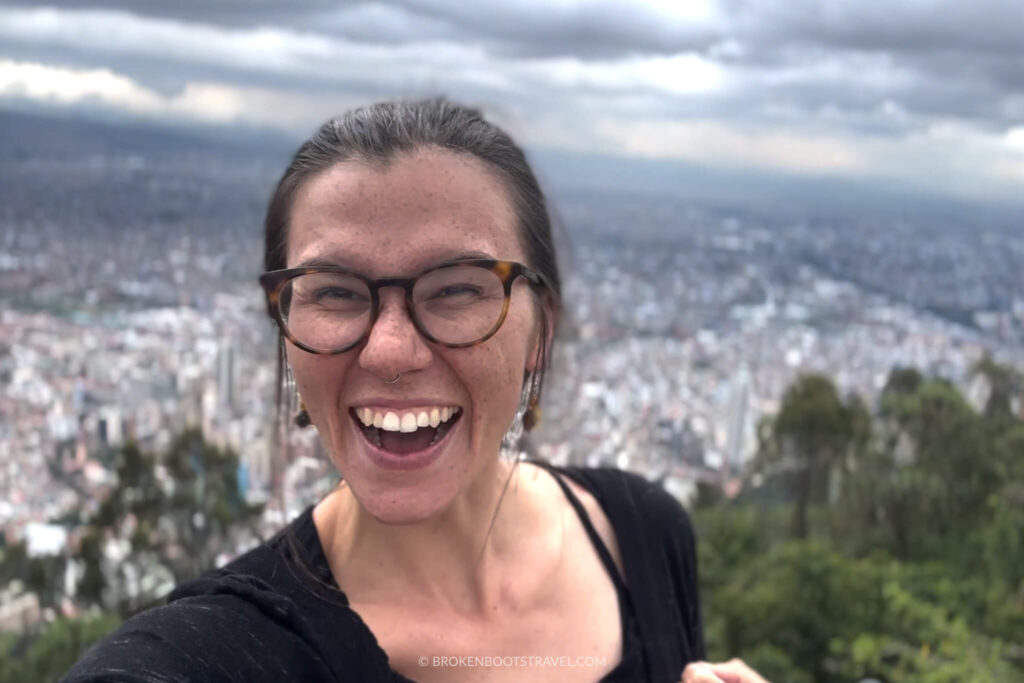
[
  {"xmin": 315, "ymin": 288, "xmax": 364, "ymax": 301},
  {"xmin": 431, "ymin": 285, "xmax": 482, "ymax": 299}
]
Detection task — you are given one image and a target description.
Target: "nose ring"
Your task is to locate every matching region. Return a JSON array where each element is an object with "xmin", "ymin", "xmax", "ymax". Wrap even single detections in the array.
[{"xmin": 384, "ymin": 373, "xmax": 401, "ymax": 384}]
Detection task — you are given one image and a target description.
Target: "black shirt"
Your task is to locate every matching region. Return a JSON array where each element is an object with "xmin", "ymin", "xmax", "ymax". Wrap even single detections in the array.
[{"xmin": 64, "ymin": 465, "xmax": 705, "ymax": 682}]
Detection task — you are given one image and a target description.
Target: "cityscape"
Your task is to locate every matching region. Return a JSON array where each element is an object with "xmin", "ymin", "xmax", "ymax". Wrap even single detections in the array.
[
  {"xmin": 4, "ymin": 108, "xmax": 1024, "ymax": 514},
  {"xmin": 4, "ymin": 0, "xmax": 1024, "ymax": 677},
  {"xmin": 2, "ymin": 109, "xmax": 1023, "ymax": 637}
]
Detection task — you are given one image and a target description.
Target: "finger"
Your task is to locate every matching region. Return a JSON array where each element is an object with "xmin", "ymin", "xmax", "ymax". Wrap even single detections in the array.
[
  {"xmin": 703, "ymin": 658, "xmax": 770, "ymax": 683},
  {"xmin": 681, "ymin": 662, "xmax": 729, "ymax": 683}
]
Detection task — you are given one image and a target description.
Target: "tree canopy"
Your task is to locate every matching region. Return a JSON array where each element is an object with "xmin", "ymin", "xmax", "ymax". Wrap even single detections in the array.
[
  {"xmin": 0, "ymin": 429, "xmax": 263, "ymax": 683},
  {"xmin": 702, "ymin": 362, "xmax": 1024, "ymax": 682}
]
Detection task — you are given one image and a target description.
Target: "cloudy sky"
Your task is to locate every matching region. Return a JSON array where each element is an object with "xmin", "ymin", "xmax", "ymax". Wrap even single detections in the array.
[{"xmin": 2, "ymin": 1, "xmax": 1023, "ymax": 203}]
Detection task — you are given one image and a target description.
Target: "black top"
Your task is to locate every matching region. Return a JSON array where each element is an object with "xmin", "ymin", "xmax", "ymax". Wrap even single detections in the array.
[{"xmin": 64, "ymin": 465, "xmax": 705, "ymax": 683}]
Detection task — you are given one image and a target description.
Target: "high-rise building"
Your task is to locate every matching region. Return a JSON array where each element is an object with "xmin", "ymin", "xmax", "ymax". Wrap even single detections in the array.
[
  {"xmin": 725, "ymin": 365, "xmax": 751, "ymax": 478},
  {"xmin": 216, "ymin": 340, "xmax": 237, "ymax": 414}
]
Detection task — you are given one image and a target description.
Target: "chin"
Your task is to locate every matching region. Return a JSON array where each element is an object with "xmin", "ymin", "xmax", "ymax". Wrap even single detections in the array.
[
  {"xmin": 325, "ymin": 403, "xmax": 505, "ymax": 525},
  {"xmin": 331, "ymin": 419, "xmax": 471, "ymax": 526},
  {"xmin": 348, "ymin": 473, "xmax": 463, "ymax": 526}
]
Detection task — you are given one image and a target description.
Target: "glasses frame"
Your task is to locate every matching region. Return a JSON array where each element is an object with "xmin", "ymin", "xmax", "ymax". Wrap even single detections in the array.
[{"xmin": 259, "ymin": 258, "xmax": 548, "ymax": 355}]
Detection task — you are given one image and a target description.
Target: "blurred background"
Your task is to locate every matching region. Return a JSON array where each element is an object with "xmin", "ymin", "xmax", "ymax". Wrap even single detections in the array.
[{"xmin": 1, "ymin": 2, "xmax": 1022, "ymax": 681}]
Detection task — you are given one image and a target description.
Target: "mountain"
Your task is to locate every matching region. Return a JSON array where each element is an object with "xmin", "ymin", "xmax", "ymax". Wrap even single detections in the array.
[{"xmin": 2, "ymin": 106, "xmax": 1022, "ymax": 233}]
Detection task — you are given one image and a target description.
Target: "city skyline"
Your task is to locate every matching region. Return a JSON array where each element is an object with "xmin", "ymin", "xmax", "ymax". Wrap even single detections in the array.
[
  {"xmin": 2, "ymin": 109, "xmax": 1022, "ymax": 529},
  {"xmin": 2, "ymin": 9, "xmax": 1023, "ymax": 675}
]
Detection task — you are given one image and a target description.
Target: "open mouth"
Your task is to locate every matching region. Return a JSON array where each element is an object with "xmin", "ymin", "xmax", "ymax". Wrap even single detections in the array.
[{"xmin": 351, "ymin": 406, "xmax": 463, "ymax": 455}]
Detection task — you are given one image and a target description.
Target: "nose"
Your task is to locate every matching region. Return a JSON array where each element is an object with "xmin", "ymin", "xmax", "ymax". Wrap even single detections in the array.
[{"xmin": 357, "ymin": 288, "xmax": 433, "ymax": 381}]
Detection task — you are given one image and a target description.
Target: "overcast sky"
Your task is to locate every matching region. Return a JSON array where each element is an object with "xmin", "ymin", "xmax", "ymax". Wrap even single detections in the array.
[{"xmin": 1, "ymin": 1, "xmax": 1023, "ymax": 203}]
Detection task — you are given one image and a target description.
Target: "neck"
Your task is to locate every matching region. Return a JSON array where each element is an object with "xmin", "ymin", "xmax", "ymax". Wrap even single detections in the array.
[{"xmin": 318, "ymin": 457, "xmax": 529, "ymax": 614}]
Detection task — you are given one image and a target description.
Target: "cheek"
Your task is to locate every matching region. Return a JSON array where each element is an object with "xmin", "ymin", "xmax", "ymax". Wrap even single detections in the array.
[
  {"xmin": 464, "ymin": 311, "xmax": 535, "ymax": 430},
  {"xmin": 470, "ymin": 347, "xmax": 522, "ymax": 403},
  {"xmin": 285, "ymin": 347, "xmax": 352, "ymax": 420}
]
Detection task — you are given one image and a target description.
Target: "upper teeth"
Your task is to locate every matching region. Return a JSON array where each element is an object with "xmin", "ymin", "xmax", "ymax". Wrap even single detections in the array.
[{"xmin": 356, "ymin": 407, "xmax": 460, "ymax": 432}]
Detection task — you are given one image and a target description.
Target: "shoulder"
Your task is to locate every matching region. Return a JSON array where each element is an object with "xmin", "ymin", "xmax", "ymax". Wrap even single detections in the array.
[
  {"xmin": 557, "ymin": 465, "xmax": 696, "ymax": 548},
  {"xmin": 64, "ymin": 512, "xmax": 347, "ymax": 682},
  {"xmin": 556, "ymin": 466, "xmax": 707, "ymax": 668},
  {"xmin": 63, "ymin": 579, "xmax": 334, "ymax": 682},
  {"xmin": 522, "ymin": 461, "xmax": 626, "ymax": 577},
  {"xmin": 556, "ymin": 464, "xmax": 700, "ymax": 599}
]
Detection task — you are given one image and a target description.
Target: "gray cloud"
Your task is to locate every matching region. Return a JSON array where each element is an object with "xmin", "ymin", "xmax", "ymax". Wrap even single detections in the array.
[
  {"xmin": 716, "ymin": 1, "xmax": 1024, "ymax": 127},
  {"xmin": 0, "ymin": 0, "xmax": 345, "ymax": 29},
  {"xmin": 383, "ymin": 0, "xmax": 722, "ymax": 58},
  {"xmin": 0, "ymin": 1, "xmax": 468, "ymax": 50},
  {"xmin": 728, "ymin": 0, "xmax": 1024, "ymax": 56},
  {"xmin": 1, "ymin": 1, "xmax": 1022, "ymax": 202},
  {"xmin": 7, "ymin": 0, "xmax": 1022, "ymax": 133},
  {"xmin": 1, "ymin": 0, "xmax": 721, "ymax": 57},
  {"xmin": 8, "ymin": 1, "xmax": 1023, "ymax": 62}
]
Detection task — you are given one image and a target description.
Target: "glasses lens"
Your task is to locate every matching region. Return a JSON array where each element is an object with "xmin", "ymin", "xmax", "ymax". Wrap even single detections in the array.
[
  {"xmin": 279, "ymin": 272, "xmax": 372, "ymax": 351},
  {"xmin": 413, "ymin": 264, "xmax": 506, "ymax": 344}
]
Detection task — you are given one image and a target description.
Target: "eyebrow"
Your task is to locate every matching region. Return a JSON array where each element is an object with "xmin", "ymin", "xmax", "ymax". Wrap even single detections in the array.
[{"xmin": 294, "ymin": 250, "xmax": 496, "ymax": 270}]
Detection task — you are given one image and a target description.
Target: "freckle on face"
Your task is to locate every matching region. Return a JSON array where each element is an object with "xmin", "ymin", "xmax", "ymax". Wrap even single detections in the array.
[{"xmin": 283, "ymin": 149, "xmax": 540, "ymax": 524}]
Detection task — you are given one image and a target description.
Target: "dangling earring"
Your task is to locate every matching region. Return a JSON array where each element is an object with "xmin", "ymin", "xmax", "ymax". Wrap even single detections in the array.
[
  {"xmin": 295, "ymin": 401, "xmax": 312, "ymax": 428},
  {"xmin": 523, "ymin": 396, "xmax": 541, "ymax": 431},
  {"xmin": 523, "ymin": 313, "xmax": 549, "ymax": 433},
  {"xmin": 522, "ymin": 375, "xmax": 541, "ymax": 431}
]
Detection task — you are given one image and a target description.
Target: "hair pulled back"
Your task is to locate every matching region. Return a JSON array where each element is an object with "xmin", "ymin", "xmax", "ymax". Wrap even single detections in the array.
[{"xmin": 263, "ymin": 98, "xmax": 561, "ymax": 441}]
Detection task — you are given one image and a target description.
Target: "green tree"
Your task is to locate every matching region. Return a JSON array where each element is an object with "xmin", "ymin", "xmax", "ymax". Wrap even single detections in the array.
[
  {"xmin": 882, "ymin": 366, "xmax": 923, "ymax": 397},
  {"xmin": 0, "ymin": 541, "xmax": 30, "ymax": 590},
  {"xmin": 73, "ymin": 429, "xmax": 262, "ymax": 614},
  {"xmin": 158, "ymin": 429, "xmax": 263, "ymax": 581},
  {"xmin": 830, "ymin": 576, "xmax": 1021, "ymax": 682},
  {"xmin": 703, "ymin": 363, "xmax": 1024, "ymax": 681},
  {"xmin": 0, "ymin": 614, "xmax": 121, "ymax": 683},
  {"xmin": 75, "ymin": 530, "xmax": 106, "ymax": 607},
  {"xmin": 971, "ymin": 353, "xmax": 1023, "ymax": 422},
  {"xmin": 879, "ymin": 377, "xmax": 1000, "ymax": 560},
  {"xmin": 755, "ymin": 374, "xmax": 854, "ymax": 538},
  {"xmin": 706, "ymin": 540, "xmax": 887, "ymax": 682}
]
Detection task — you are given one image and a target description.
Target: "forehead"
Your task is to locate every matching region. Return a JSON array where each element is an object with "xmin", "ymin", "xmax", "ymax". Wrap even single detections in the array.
[{"xmin": 286, "ymin": 148, "xmax": 523, "ymax": 274}]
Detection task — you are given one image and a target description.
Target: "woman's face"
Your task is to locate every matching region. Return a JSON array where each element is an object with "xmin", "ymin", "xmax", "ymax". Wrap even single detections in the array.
[{"xmin": 285, "ymin": 148, "xmax": 541, "ymax": 524}]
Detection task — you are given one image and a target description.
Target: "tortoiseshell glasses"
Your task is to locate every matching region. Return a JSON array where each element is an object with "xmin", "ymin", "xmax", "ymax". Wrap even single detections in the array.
[{"xmin": 259, "ymin": 259, "xmax": 548, "ymax": 355}]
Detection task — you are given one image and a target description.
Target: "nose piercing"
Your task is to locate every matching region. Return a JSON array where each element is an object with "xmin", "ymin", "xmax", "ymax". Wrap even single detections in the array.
[{"xmin": 384, "ymin": 373, "xmax": 401, "ymax": 384}]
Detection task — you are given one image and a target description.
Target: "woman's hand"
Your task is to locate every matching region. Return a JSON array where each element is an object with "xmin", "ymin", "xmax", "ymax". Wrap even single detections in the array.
[{"xmin": 680, "ymin": 658, "xmax": 770, "ymax": 683}]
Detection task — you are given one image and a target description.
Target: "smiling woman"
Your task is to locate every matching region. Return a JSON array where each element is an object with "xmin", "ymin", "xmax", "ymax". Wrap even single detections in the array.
[{"xmin": 62, "ymin": 99, "xmax": 756, "ymax": 683}]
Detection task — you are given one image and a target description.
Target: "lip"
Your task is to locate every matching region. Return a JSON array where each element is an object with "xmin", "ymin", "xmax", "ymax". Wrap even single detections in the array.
[{"xmin": 350, "ymin": 409, "xmax": 461, "ymax": 471}]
